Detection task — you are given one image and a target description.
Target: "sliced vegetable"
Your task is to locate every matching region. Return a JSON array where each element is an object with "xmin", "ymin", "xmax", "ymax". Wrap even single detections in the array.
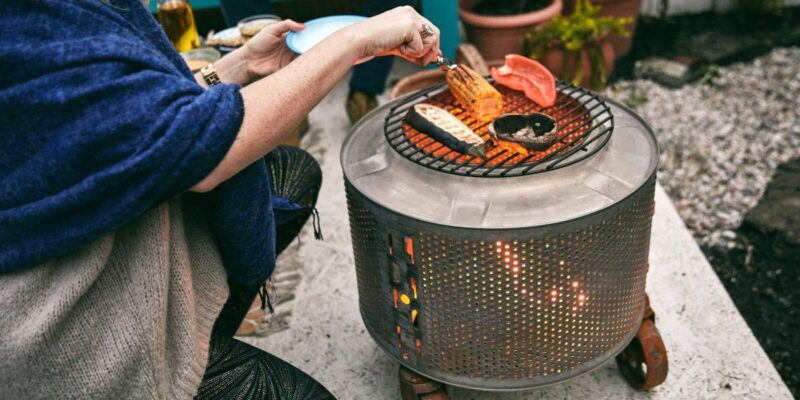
[
  {"xmin": 490, "ymin": 54, "xmax": 556, "ymax": 107},
  {"xmin": 405, "ymin": 104, "xmax": 487, "ymax": 158}
]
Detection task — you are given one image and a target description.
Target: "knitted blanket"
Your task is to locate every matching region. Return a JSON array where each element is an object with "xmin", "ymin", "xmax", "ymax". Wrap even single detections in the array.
[{"xmin": 0, "ymin": 0, "xmax": 276, "ymax": 285}]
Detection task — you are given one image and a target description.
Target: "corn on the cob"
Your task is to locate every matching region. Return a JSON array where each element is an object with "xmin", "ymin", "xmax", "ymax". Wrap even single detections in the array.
[{"xmin": 446, "ymin": 65, "xmax": 504, "ymax": 123}]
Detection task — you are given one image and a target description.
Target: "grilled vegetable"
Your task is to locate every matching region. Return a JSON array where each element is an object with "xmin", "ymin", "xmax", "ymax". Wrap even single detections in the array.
[
  {"xmin": 446, "ymin": 65, "xmax": 504, "ymax": 123},
  {"xmin": 490, "ymin": 54, "xmax": 557, "ymax": 108},
  {"xmin": 489, "ymin": 113, "xmax": 558, "ymax": 152},
  {"xmin": 405, "ymin": 104, "xmax": 487, "ymax": 158}
]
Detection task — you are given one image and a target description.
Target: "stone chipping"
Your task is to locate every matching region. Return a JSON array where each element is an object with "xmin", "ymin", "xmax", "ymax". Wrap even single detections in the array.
[{"xmin": 606, "ymin": 47, "xmax": 800, "ymax": 248}]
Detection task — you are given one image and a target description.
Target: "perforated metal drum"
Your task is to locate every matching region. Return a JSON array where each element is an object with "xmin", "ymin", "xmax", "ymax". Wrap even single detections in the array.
[{"xmin": 341, "ymin": 82, "xmax": 658, "ymax": 391}]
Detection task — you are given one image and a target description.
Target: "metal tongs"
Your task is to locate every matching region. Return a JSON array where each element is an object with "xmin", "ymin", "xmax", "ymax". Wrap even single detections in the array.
[
  {"xmin": 434, "ymin": 55, "xmax": 476, "ymax": 82},
  {"xmin": 434, "ymin": 55, "xmax": 458, "ymax": 70}
]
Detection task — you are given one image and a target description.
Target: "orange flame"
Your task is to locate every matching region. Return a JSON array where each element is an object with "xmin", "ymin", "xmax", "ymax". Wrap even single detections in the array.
[{"xmin": 405, "ymin": 237, "xmax": 415, "ymax": 265}]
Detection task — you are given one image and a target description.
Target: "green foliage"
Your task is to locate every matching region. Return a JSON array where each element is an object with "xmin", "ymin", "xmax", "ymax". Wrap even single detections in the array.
[{"xmin": 523, "ymin": 0, "xmax": 632, "ymax": 90}]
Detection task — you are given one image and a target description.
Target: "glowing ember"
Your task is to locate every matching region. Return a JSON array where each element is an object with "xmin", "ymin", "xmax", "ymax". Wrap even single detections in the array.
[{"xmin": 405, "ymin": 237, "xmax": 415, "ymax": 264}]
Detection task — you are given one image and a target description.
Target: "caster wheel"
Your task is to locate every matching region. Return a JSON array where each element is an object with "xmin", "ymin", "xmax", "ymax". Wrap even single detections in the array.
[
  {"xmin": 399, "ymin": 367, "xmax": 449, "ymax": 400},
  {"xmin": 617, "ymin": 295, "xmax": 668, "ymax": 390}
]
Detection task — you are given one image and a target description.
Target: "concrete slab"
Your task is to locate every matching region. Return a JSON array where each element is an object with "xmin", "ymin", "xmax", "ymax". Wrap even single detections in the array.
[{"xmin": 242, "ymin": 63, "xmax": 792, "ymax": 400}]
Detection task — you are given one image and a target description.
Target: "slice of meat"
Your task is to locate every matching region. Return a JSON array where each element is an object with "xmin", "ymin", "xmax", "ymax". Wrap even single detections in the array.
[{"xmin": 490, "ymin": 54, "xmax": 557, "ymax": 108}]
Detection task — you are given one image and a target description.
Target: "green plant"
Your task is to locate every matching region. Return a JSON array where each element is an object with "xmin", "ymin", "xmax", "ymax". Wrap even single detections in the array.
[{"xmin": 523, "ymin": 0, "xmax": 631, "ymax": 90}]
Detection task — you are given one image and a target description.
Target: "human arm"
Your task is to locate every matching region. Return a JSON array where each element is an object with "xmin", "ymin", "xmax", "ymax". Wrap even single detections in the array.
[
  {"xmin": 194, "ymin": 19, "xmax": 305, "ymax": 88},
  {"xmin": 191, "ymin": 6, "xmax": 440, "ymax": 192}
]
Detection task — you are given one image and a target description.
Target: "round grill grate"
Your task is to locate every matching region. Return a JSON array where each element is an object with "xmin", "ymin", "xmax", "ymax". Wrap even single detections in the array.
[{"xmin": 384, "ymin": 80, "xmax": 614, "ymax": 178}]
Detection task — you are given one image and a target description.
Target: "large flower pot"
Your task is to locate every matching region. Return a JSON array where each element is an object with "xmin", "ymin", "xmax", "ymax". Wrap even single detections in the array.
[
  {"xmin": 562, "ymin": 0, "xmax": 642, "ymax": 58},
  {"xmin": 459, "ymin": 0, "xmax": 562, "ymax": 64},
  {"xmin": 538, "ymin": 36, "xmax": 615, "ymax": 89}
]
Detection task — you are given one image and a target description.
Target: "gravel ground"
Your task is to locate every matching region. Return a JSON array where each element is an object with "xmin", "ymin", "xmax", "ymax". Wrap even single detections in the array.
[{"xmin": 605, "ymin": 47, "xmax": 800, "ymax": 248}]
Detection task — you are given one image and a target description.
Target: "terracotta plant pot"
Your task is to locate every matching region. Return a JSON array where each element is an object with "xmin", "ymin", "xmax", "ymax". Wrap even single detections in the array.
[
  {"xmin": 390, "ymin": 70, "xmax": 447, "ymax": 100},
  {"xmin": 537, "ymin": 36, "xmax": 615, "ymax": 89},
  {"xmin": 459, "ymin": 0, "xmax": 562, "ymax": 64},
  {"xmin": 562, "ymin": 0, "xmax": 642, "ymax": 58}
]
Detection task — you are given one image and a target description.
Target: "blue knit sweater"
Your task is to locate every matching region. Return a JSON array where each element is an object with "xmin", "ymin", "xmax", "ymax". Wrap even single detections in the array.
[{"xmin": 0, "ymin": 0, "xmax": 275, "ymax": 285}]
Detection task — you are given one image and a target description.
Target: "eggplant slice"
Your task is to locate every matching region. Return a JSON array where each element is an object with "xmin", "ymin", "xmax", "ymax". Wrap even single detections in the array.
[
  {"xmin": 489, "ymin": 113, "xmax": 558, "ymax": 151},
  {"xmin": 405, "ymin": 104, "xmax": 487, "ymax": 158}
]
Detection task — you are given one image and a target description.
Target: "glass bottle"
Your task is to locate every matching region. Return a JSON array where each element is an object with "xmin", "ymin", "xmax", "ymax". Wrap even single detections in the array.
[{"xmin": 157, "ymin": 0, "xmax": 201, "ymax": 52}]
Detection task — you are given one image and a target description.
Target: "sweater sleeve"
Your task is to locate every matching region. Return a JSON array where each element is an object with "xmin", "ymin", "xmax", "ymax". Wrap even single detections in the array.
[{"xmin": 0, "ymin": 0, "xmax": 244, "ymax": 272}]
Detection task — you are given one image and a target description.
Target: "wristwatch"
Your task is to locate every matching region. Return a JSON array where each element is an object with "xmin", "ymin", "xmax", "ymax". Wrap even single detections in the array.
[{"xmin": 200, "ymin": 63, "xmax": 221, "ymax": 88}]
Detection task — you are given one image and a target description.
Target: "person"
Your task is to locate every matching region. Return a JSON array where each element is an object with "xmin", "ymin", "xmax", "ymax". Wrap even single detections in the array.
[
  {"xmin": 219, "ymin": 0, "xmax": 416, "ymax": 124},
  {"xmin": 0, "ymin": 0, "xmax": 440, "ymax": 399}
]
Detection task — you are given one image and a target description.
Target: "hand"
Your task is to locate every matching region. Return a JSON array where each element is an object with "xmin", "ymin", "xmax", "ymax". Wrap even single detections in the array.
[
  {"xmin": 241, "ymin": 19, "xmax": 305, "ymax": 82},
  {"xmin": 344, "ymin": 6, "xmax": 441, "ymax": 66}
]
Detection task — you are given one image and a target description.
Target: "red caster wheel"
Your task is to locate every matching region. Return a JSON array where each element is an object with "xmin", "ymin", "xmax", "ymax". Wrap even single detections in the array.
[{"xmin": 616, "ymin": 294, "xmax": 669, "ymax": 390}]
